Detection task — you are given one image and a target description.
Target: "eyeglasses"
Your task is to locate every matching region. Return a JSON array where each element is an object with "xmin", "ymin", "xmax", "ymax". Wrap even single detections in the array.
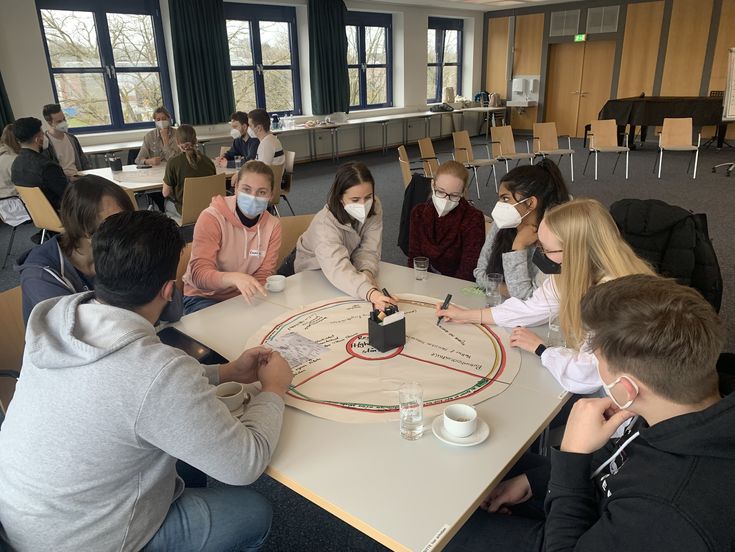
[
  {"xmin": 536, "ymin": 244, "xmax": 563, "ymax": 255},
  {"xmin": 433, "ymin": 189, "xmax": 462, "ymax": 202}
]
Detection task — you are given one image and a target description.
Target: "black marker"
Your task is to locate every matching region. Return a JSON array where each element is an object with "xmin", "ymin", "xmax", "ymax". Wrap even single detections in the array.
[{"xmin": 437, "ymin": 294, "xmax": 452, "ymax": 326}]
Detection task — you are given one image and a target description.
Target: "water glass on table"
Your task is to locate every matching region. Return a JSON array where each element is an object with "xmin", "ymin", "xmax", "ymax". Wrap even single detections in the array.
[
  {"xmin": 234, "ymin": 155, "xmax": 243, "ymax": 169},
  {"xmin": 413, "ymin": 257, "xmax": 429, "ymax": 280},
  {"xmin": 398, "ymin": 382, "xmax": 424, "ymax": 440},
  {"xmin": 484, "ymin": 273, "xmax": 503, "ymax": 307},
  {"xmin": 546, "ymin": 313, "xmax": 566, "ymax": 348}
]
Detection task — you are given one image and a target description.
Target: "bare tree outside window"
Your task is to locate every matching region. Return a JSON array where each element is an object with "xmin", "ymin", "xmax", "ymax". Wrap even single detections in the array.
[
  {"xmin": 40, "ymin": 8, "xmax": 168, "ymax": 129},
  {"xmin": 347, "ymin": 17, "xmax": 391, "ymax": 109}
]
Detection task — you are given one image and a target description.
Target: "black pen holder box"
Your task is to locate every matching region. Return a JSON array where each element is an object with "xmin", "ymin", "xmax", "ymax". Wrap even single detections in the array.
[{"xmin": 368, "ymin": 316, "xmax": 406, "ymax": 352}]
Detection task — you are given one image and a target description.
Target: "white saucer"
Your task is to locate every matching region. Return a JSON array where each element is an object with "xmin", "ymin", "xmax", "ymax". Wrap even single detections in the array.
[
  {"xmin": 432, "ymin": 416, "xmax": 490, "ymax": 447},
  {"xmin": 230, "ymin": 404, "xmax": 245, "ymax": 418}
]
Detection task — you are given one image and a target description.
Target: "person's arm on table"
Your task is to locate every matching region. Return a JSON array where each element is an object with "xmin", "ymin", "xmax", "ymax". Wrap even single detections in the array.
[
  {"xmin": 136, "ymin": 348, "xmax": 292, "ymax": 486},
  {"xmin": 250, "ymin": 221, "xmax": 281, "ymax": 284},
  {"xmin": 351, "ymin": 209, "xmax": 382, "ymax": 277},
  {"xmin": 135, "ymin": 137, "xmax": 150, "ymax": 166},
  {"xmin": 162, "ymin": 162, "xmax": 174, "ymax": 199},
  {"xmin": 474, "ymin": 223, "xmax": 497, "ymax": 291}
]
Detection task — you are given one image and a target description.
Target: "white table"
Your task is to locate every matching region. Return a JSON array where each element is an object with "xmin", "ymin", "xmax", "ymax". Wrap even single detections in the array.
[
  {"xmin": 451, "ymin": 106, "xmax": 507, "ymax": 140},
  {"xmin": 173, "ymin": 262, "xmax": 568, "ymax": 551},
  {"xmin": 81, "ymin": 164, "xmax": 236, "ymax": 193}
]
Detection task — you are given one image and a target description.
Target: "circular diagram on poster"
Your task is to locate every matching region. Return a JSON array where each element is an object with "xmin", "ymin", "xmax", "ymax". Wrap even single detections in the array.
[{"xmin": 247, "ymin": 294, "xmax": 521, "ymax": 423}]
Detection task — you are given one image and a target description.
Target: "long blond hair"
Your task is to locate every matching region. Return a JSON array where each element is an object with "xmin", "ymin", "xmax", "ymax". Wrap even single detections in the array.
[
  {"xmin": 175, "ymin": 124, "xmax": 201, "ymax": 169},
  {"xmin": 544, "ymin": 198, "xmax": 654, "ymax": 348}
]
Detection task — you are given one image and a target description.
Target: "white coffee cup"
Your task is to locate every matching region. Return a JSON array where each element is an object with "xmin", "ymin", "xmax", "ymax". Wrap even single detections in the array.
[
  {"xmin": 443, "ymin": 404, "xmax": 478, "ymax": 438},
  {"xmin": 266, "ymin": 275, "xmax": 286, "ymax": 292},
  {"xmin": 216, "ymin": 381, "xmax": 245, "ymax": 411}
]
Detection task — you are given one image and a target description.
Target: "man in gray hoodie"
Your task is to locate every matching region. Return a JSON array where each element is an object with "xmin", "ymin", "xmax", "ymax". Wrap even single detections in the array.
[{"xmin": 0, "ymin": 210, "xmax": 293, "ymax": 551}]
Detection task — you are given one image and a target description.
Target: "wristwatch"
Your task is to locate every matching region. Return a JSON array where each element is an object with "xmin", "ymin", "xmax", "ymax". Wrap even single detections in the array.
[{"xmin": 534, "ymin": 344, "xmax": 547, "ymax": 357}]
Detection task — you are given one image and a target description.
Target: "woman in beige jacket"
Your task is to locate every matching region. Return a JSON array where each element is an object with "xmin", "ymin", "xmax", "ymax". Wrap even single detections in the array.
[{"xmin": 294, "ymin": 162, "xmax": 396, "ymax": 311}]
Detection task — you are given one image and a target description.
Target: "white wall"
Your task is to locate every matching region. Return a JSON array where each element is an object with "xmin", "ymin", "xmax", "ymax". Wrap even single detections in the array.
[{"xmin": 0, "ymin": 0, "xmax": 486, "ymax": 154}]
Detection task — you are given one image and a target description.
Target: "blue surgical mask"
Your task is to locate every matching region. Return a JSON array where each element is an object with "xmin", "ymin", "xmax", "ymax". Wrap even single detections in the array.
[{"xmin": 237, "ymin": 192, "xmax": 268, "ymax": 218}]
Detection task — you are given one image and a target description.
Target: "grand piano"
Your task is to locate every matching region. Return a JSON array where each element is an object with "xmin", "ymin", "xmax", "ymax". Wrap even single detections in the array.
[{"xmin": 598, "ymin": 96, "xmax": 729, "ymax": 149}]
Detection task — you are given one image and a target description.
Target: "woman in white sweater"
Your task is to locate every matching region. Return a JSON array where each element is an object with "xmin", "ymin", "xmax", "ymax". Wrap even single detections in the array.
[
  {"xmin": 293, "ymin": 162, "xmax": 395, "ymax": 311},
  {"xmin": 438, "ymin": 198, "xmax": 654, "ymax": 394}
]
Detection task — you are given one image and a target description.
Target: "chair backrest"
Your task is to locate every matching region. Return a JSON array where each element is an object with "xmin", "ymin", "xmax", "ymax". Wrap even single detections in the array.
[
  {"xmin": 533, "ymin": 122, "xmax": 560, "ymax": 152},
  {"xmin": 0, "ymin": 287, "xmax": 24, "ymax": 412},
  {"xmin": 660, "ymin": 118, "xmax": 693, "ymax": 148},
  {"xmin": 282, "ymin": 151, "xmax": 296, "ymax": 194},
  {"xmin": 219, "ymin": 146, "xmax": 229, "ymax": 157},
  {"xmin": 16, "ymin": 186, "xmax": 64, "ymax": 233},
  {"xmin": 452, "ymin": 130, "xmax": 475, "ymax": 163},
  {"xmin": 123, "ymin": 188, "xmax": 138, "ymax": 210},
  {"xmin": 268, "ymin": 163, "xmax": 286, "ymax": 207},
  {"xmin": 176, "ymin": 242, "xmax": 192, "ymax": 291},
  {"xmin": 589, "ymin": 119, "xmax": 618, "ymax": 149},
  {"xmin": 180, "ymin": 173, "xmax": 227, "ymax": 226},
  {"xmin": 277, "ymin": 213, "xmax": 315, "ymax": 267},
  {"xmin": 397, "ymin": 146, "xmax": 412, "ymax": 187},
  {"xmin": 417, "ymin": 138, "xmax": 439, "ymax": 177},
  {"xmin": 490, "ymin": 125, "xmax": 517, "ymax": 157}
]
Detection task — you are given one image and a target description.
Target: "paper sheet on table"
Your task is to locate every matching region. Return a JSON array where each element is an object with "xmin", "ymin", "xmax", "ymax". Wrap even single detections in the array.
[{"xmin": 268, "ymin": 333, "xmax": 328, "ymax": 369}]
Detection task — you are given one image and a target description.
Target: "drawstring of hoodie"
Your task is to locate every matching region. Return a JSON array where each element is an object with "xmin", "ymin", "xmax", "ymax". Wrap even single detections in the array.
[{"xmin": 591, "ymin": 428, "xmax": 641, "ymax": 479}]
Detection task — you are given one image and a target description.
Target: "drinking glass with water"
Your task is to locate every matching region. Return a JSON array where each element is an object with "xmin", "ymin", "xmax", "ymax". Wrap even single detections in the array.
[
  {"xmin": 399, "ymin": 382, "xmax": 423, "ymax": 440},
  {"xmin": 484, "ymin": 273, "xmax": 503, "ymax": 307},
  {"xmin": 413, "ymin": 257, "xmax": 429, "ymax": 281},
  {"xmin": 546, "ymin": 313, "xmax": 566, "ymax": 348}
]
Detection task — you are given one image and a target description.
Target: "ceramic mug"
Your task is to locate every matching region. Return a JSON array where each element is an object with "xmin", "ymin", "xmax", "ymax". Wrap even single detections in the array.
[
  {"xmin": 266, "ymin": 275, "xmax": 286, "ymax": 292},
  {"xmin": 443, "ymin": 404, "xmax": 478, "ymax": 438},
  {"xmin": 216, "ymin": 381, "xmax": 245, "ymax": 412}
]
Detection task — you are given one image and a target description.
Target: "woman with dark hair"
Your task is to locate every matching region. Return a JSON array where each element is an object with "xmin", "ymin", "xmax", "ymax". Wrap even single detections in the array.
[
  {"xmin": 162, "ymin": 124, "xmax": 216, "ymax": 223},
  {"xmin": 135, "ymin": 106, "xmax": 179, "ymax": 166},
  {"xmin": 16, "ymin": 175, "xmax": 136, "ymax": 323},
  {"xmin": 292, "ymin": 161, "xmax": 395, "ymax": 310},
  {"xmin": 474, "ymin": 158, "xmax": 570, "ymax": 299}
]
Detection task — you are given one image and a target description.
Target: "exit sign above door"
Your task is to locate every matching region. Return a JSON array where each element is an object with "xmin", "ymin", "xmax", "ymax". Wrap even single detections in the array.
[{"xmin": 574, "ymin": 34, "xmax": 587, "ymax": 42}]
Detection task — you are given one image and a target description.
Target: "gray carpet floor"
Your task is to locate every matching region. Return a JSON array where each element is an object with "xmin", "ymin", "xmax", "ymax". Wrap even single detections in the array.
[{"xmin": 1, "ymin": 136, "xmax": 733, "ymax": 550}]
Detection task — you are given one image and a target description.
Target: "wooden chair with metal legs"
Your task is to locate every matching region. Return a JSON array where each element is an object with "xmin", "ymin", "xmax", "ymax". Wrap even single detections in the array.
[
  {"xmin": 15, "ymin": 186, "xmax": 64, "ymax": 243},
  {"xmin": 280, "ymin": 151, "xmax": 296, "ymax": 215},
  {"xmin": 417, "ymin": 138, "xmax": 440, "ymax": 178},
  {"xmin": 266, "ymin": 163, "xmax": 286, "ymax": 216},
  {"xmin": 490, "ymin": 125, "xmax": 533, "ymax": 174},
  {"xmin": 397, "ymin": 146, "xmax": 423, "ymax": 188},
  {"xmin": 653, "ymin": 118, "xmax": 700, "ymax": 180},
  {"xmin": 583, "ymin": 119, "xmax": 630, "ymax": 180},
  {"xmin": 179, "ymin": 173, "xmax": 227, "ymax": 226},
  {"xmin": 0, "ymin": 286, "xmax": 25, "ymax": 416},
  {"xmin": 452, "ymin": 130, "xmax": 498, "ymax": 197},
  {"xmin": 277, "ymin": 213, "xmax": 315, "ymax": 268},
  {"xmin": 529, "ymin": 122, "xmax": 576, "ymax": 182},
  {"xmin": 176, "ymin": 242, "xmax": 192, "ymax": 291}
]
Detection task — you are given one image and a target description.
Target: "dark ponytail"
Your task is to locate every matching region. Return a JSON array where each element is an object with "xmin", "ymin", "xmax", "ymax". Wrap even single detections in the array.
[{"xmin": 485, "ymin": 158, "xmax": 570, "ymax": 275}]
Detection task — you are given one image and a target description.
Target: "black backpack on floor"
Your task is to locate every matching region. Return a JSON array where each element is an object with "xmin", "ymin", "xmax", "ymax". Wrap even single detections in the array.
[{"xmin": 610, "ymin": 198, "xmax": 723, "ymax": 312}]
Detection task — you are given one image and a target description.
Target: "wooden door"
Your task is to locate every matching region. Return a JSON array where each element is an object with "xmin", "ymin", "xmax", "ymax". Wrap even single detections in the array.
[
  {"xmin": 544, "ymin": 43, "xmax": 584, "ymax": 137},
  {"xmin": 576, "ymin": 40, "xmax": 616, "ymax": 137}
]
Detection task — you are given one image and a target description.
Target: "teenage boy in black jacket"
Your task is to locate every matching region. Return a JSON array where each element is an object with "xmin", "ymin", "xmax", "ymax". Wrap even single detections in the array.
[{"xmin": 447, "ymin": 274, "xmax": 735, "ymax": 552}]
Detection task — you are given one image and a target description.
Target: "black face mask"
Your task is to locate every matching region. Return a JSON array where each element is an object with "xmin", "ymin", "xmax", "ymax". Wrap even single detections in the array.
[{"xmin": 532, "ymin": 247, "xmax": 562, "ymax": 275}]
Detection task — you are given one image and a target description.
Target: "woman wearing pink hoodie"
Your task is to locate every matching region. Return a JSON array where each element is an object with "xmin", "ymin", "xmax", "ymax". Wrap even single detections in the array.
[{"xmin": 182, "ymin": 161, "xmax": 282, "ymax": 314}]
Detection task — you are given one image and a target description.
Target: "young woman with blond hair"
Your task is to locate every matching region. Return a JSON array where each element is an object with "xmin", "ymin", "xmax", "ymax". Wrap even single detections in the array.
[
  {"xmin": 436, "ymin": 198, "xmax": 655, "ymax": 393},
  {"xmin": 162, "ymin": 124, "xmax": 216, "ymax": 223},
  {"xmin": 407, "ymin": 160, "xmax": 486, "ymax": 281}
]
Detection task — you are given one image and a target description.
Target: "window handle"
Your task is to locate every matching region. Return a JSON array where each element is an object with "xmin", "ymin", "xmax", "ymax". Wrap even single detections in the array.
[{"xmin": 110, "ymin": 66, "xmax": 116, "ymax": 79}]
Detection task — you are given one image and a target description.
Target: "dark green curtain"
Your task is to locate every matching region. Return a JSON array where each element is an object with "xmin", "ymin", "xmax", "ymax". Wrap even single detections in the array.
[
  {"xmin": 169, "ymin": 0, "xmax": 234, "ymax": 125},
  {"xmin": 308, "ymin": 0, "xmax": 350, "ymax": 115},
  {"xmin": 0, "ymin": 71, "xmax": 14, "ymax": 128}
]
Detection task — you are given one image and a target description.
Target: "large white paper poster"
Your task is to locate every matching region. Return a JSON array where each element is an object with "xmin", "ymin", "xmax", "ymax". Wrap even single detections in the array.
[{"xmin": 247, "ymin": 294, "xmax": 521, "ymax": 423}]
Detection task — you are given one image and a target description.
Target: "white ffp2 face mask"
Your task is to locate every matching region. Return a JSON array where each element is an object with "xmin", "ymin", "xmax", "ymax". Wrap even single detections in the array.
[
  {"xmin": 56, "ymin": 121, "xmax": 70, "ymax": 133},
  {"xmin": 432, "ymin": 193, "xmax": 459, "ymax": 217},
  {"xmin": 343, "ymin": 199, "xmax": 373, "ymax": 223},
  {"xmin": 155, "ymin": 120, "xmax": 170, "ymax": 130},
  {"xmin": 247, "ymin": 127, "xmax": 258, "ymax": 139},
  {"xmin": 599, "ymin": 369, "xmax": 639, "ymax": 410},
  {"xmin": 230, "ymin": 128, "xmax": 241, "ymax": 140},
  {"xmin": 491, "ymin": 198, "xmax": 531, "ymax": 229}
]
